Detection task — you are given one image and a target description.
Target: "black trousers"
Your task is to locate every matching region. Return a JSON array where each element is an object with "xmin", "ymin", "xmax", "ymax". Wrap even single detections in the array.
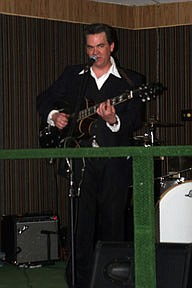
[{"xmin": 66, "ymin": 157, "xmax": 132, "ymax": 288}]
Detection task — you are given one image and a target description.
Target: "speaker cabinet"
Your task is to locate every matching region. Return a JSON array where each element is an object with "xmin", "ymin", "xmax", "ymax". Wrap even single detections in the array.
[
  {"xmin": 91, "ymin": 242, "xmax": 134, "ymax": 288},
  {"xmin": 90, "ymin": 241, "xmax": 192, "ymax": 288},
  {"xmin": 1, "ymin": 215, "xmax": 59, "ymax": 265},
  {"xmin": 156, "ymin": 243, "xmax": 192, "ymax": 288}
]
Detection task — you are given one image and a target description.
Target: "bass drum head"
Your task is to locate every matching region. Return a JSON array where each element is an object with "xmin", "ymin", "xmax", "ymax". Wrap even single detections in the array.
[{"xmin": 157, "ymin": 180, "xmax": 192, "ymax": 243}]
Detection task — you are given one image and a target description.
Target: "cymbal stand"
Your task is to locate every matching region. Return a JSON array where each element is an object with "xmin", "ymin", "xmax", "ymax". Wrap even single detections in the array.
[
  {"xmin": 155, "ymin": 167, "xmax": 192, "ymax": 181},
  {"xmin": 149, "ymin": 123, "xmax": 155, "ymax": 146},
  {"xmin": 145, "ymin": 122, "xmax": 156, "ymax": 146}
]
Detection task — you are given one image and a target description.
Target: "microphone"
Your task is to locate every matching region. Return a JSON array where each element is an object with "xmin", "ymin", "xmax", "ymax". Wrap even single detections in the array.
[{"xmin": 84, "ymin": 55, "xmax": 97, "ymax": 72}]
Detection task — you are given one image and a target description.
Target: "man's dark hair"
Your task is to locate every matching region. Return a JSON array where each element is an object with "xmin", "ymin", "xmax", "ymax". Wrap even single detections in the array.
[{"xmin": 84, "ymin": 23, "xmax": 118, "ymax": 46}]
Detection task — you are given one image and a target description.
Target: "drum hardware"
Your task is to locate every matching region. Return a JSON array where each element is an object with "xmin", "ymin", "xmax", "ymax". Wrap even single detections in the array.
[
  {"xmin": 144, "ymin": 120, "xmax": 158, "ymax": 146},
  {"xmin": 155, "ymin": 168, "xmax": 192, "ymax": 195},
  {"xmin": 155, "ymin": 167, "xmax": 192, "ymax": 181},
  {"xmin": 133, "ymin": 131, "xmax": 161, "ymax": 147},
  {"xmin": 145, "ymin": 120, "xmax": 184, "ymax": 128},
  {"xmin": 133, "ymin": 135, "xmax": 153, "ymax": 147},
  {"xmin": 138, "ymin": 117, "xmax": 181, "ymax": 147},
  {"xmin": 159, "ymin": 177, "xmax": 185, "ymax": 194},
  {"xmin": 138, "ymin": 119, "xmax": 185, "ymax": 147},
  {"xmin": 133, "ymin": 117, "xmax": 184, "ymax": 147}
]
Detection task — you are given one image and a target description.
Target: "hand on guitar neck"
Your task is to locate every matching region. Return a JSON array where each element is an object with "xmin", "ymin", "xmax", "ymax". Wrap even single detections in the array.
[{"xmin": 96, "ymin": 99, "xmax": 117, "ymax": 125}]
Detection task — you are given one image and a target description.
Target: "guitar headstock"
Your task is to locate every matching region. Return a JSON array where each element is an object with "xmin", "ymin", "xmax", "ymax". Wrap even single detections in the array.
[{"xmin": 137, "ymin": 82, "xmax": 166, "ymax": 102}]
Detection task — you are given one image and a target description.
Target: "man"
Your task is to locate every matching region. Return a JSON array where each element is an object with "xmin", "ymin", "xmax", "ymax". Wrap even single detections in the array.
[{"xmin": 37, "ymin": 23, "xmax": 145, "ymax": 288}]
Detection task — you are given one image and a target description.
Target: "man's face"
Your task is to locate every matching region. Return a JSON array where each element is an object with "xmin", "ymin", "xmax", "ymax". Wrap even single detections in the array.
[{"xmin": 86, "ymin": 32, "xmax": 114, "ymax": 68}]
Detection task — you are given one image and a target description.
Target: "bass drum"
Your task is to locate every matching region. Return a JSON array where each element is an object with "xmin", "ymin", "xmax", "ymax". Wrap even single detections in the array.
[
  {"xmin": 159, "ymin": 177, "xmax": 185, "ymax": 194},
  {"xmin": 156, "ymin": 180, "xmax": 192, "ymax": 243}
]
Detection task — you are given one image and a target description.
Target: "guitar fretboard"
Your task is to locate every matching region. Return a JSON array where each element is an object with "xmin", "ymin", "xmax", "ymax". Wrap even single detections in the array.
[{"xmin": 78, "ymin": 90, "xmax": 135, "ymax": 121}]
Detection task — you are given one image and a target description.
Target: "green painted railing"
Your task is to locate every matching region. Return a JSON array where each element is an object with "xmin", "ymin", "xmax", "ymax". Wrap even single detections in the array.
[{"xmin": 0, "ymin": 145, "xmax": 192, "ymax": 288}]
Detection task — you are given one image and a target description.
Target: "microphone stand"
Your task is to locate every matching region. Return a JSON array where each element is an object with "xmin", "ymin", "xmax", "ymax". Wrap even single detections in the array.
[
  {"xmin": 65, "ymin": 64, "xmax": 92, "ymax": 288},
  {"xmin": 66, "ymin": 157, "xmax": 76, "ymax": 288}
]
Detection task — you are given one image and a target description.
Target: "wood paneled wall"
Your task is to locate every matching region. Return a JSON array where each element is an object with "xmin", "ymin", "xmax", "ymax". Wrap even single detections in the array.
[{"xmin": 0, "ymin": 0, "xmax": 192, "ymax": 29}]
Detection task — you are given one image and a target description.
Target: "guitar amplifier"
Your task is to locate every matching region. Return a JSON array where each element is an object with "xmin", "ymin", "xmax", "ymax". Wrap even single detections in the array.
[{"xmin": 1, "ymin": 215, "xmax": 59, "ymax": 265}]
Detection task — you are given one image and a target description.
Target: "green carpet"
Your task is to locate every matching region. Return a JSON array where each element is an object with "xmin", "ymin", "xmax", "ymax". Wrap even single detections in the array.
[{"xmin": 0, "ymin": 261, "xmax": 69, "ymax": 288}]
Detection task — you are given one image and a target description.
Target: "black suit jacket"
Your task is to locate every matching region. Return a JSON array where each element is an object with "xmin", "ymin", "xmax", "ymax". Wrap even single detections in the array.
[{"xmin": 37, "ymin": 64, "xmax": 145, "ymax": 147}]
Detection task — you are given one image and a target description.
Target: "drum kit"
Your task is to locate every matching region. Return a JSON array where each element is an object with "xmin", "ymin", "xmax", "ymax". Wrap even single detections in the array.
[
  {"xmin": 133, "ymin": 119, "xmax": 192, "ymax": 243},
  {"xmin": 133, "ymin": 118, "xmax": 184, "ymax": 147},
  {"xmin": 156, "ymin": 173, "xmax": 192, "ymax": 244}
]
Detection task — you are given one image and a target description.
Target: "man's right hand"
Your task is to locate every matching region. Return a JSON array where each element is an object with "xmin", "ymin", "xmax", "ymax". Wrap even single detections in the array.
[{"xmin": 51, "ymin": 112, "xmax": 69, "ymax": 129}]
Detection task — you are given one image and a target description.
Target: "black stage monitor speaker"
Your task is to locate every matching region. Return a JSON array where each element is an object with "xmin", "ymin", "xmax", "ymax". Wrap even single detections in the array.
[
  {"xmin": 90, "ymin": 242, "xmax": 134, "ymax": 288},
  {"xmin": 90, "ymin": 241, "xmax": 192, "ymax": 288},
  {"xmin": 1, "ymin": 215, "xmax": 59, "ymax": 265},
  {"xmin": 156, "ymin": 243, "xmax": 192, "ymax": 288}
]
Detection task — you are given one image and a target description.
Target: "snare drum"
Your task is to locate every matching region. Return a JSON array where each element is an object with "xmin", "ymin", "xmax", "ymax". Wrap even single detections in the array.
[{"xmin": 156, "ymin": 180, "xmax": 192, "ymax": 243}]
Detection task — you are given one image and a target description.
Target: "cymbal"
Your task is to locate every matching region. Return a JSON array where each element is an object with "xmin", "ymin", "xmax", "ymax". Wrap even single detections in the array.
[
  {"xmin": 133, "ymin": 135, "xmax": 148, "ymax": 140},
  {"xmin": 145, "ymin": 121, "xmax": 184, "ymax": 128},
  {"xmin": 133, "ymin": 135, "xmax": 162, "ymax": 146}
]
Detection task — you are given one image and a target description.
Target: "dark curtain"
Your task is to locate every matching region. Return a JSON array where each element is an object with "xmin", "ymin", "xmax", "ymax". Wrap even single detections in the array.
[{"xmin": 0, "ymin": 14, "xmax": 191, "ymax": 247}]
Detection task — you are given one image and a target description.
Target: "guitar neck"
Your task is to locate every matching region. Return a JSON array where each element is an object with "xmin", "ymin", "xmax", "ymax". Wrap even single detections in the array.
[
  {"xmin": 78, "ymin": 90, "xmax": 134, "ymax": 121},
  {"xmin": 74, "ymin": 82, "xmax": 164, "ymax": 121}
]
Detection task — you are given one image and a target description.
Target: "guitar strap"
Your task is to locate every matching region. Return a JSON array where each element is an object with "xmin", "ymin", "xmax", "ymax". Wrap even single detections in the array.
[{"xmin": 117, "ymin": 67, "xmax": 134, "ymax": 88}]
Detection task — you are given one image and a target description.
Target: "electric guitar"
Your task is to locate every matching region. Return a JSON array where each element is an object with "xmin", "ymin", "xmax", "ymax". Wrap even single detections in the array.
[{"xmin": 39, "ymin": 82, "xmax": 165, "ymax": 148}]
